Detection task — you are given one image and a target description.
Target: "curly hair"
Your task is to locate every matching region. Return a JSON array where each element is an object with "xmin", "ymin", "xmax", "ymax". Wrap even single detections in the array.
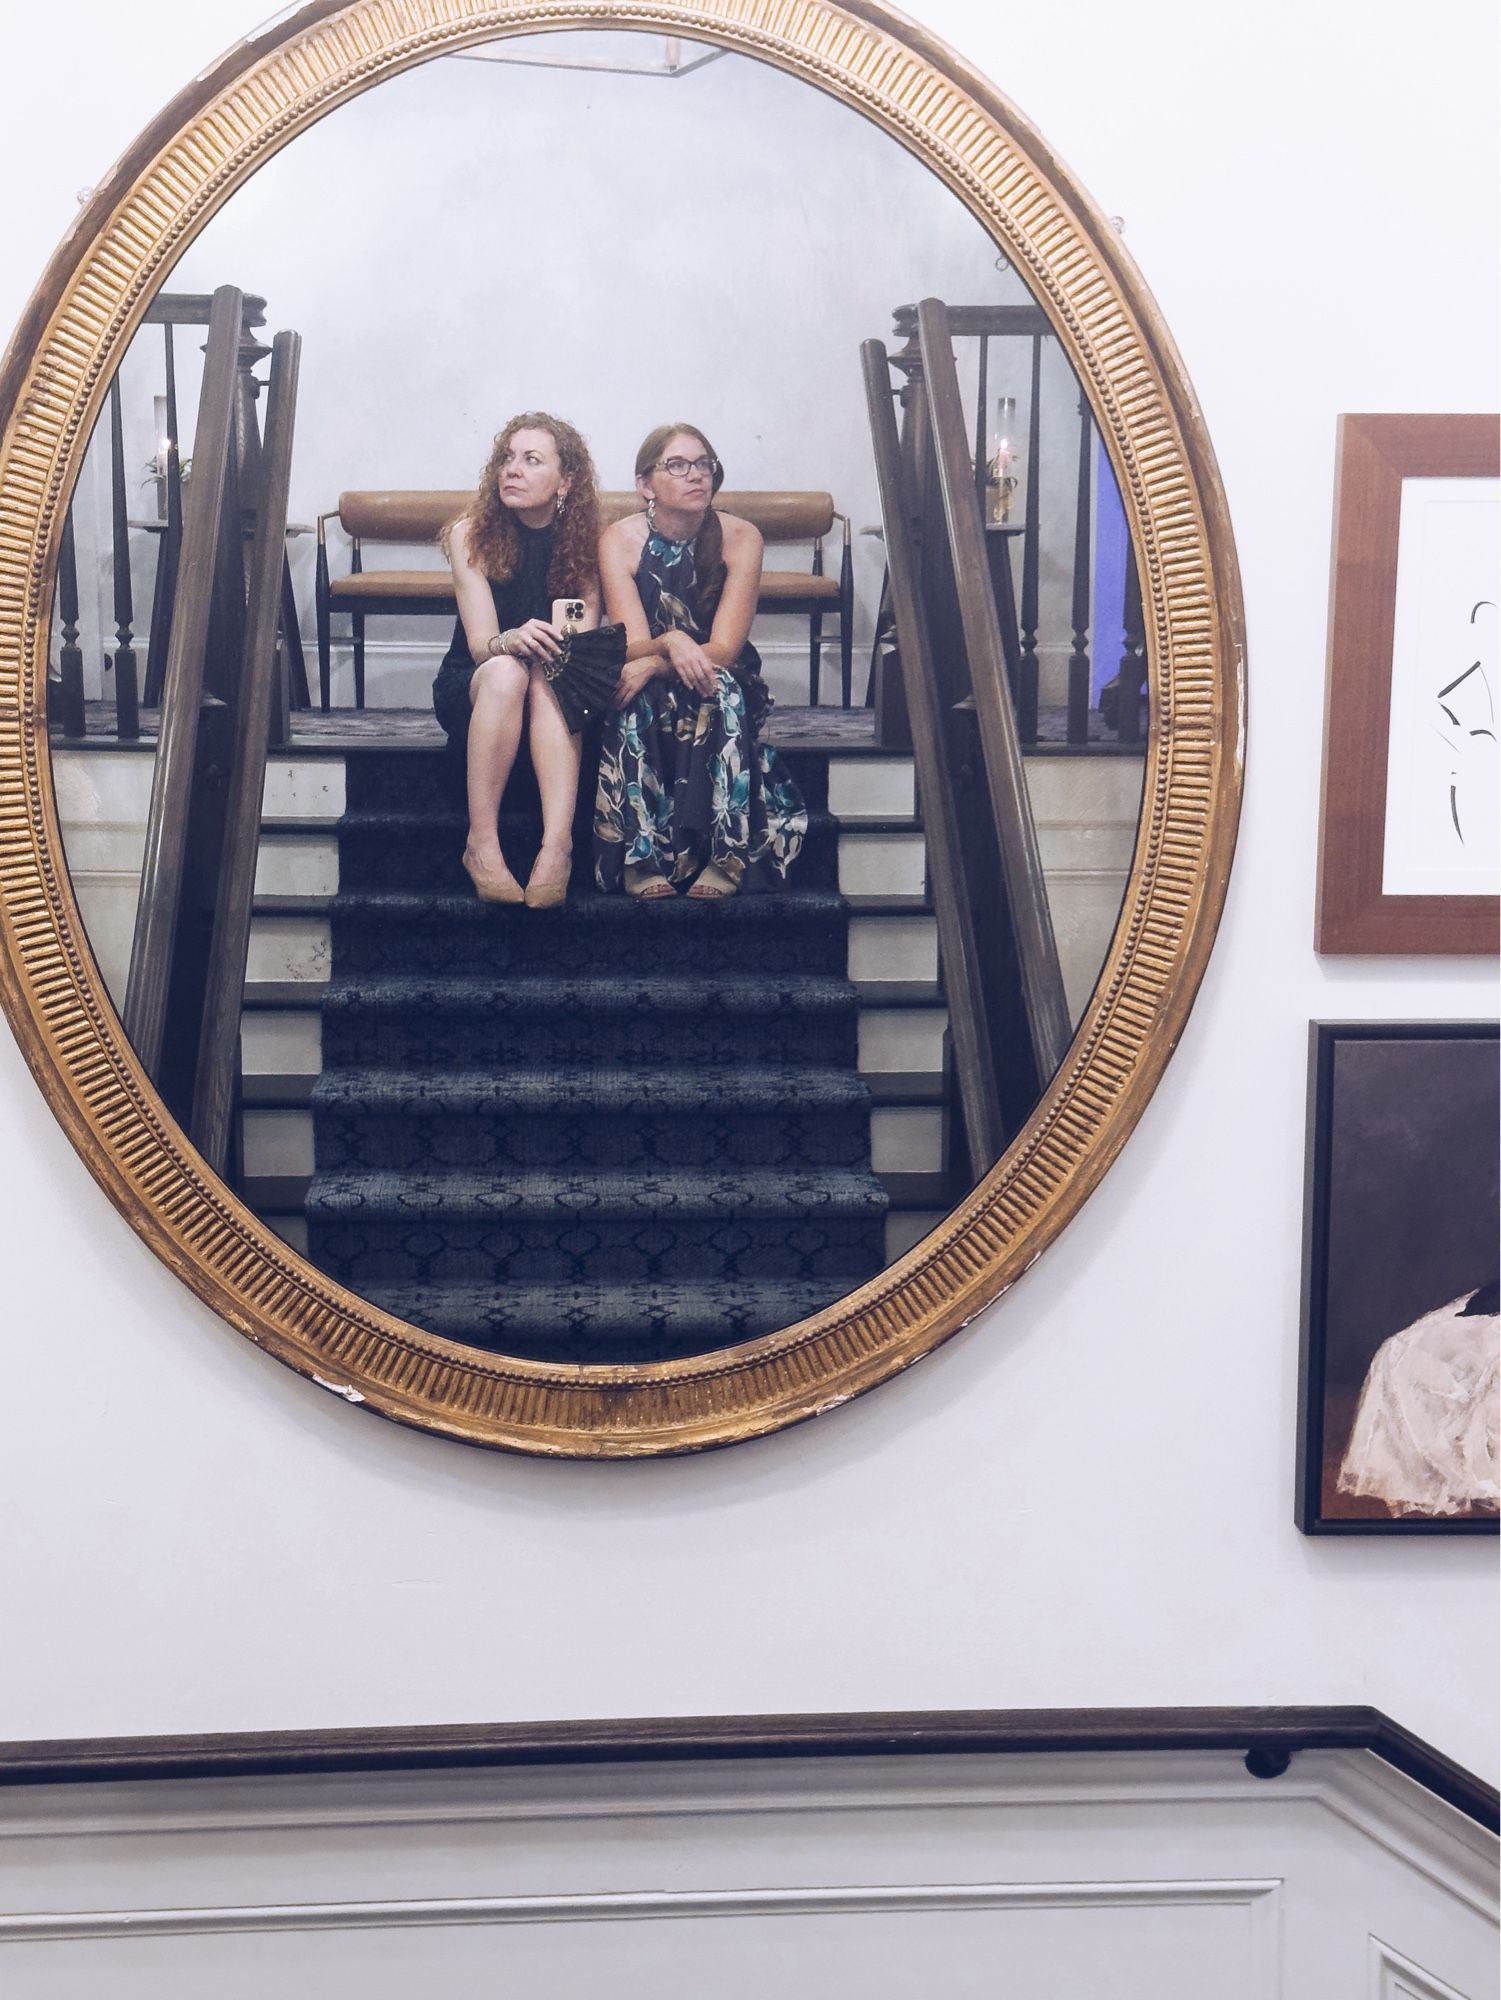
[
  {"xmin": 444, "ymin": 412, "xmax": 600, "ymax": 599},
  {"xmin": 634, "ymin": 422, "xmax": 728, "ymax": 622}
]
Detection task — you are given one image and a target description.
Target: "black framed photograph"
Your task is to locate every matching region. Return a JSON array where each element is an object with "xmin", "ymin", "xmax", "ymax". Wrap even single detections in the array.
[{"xmin": 1297, "ymin": 1022, "xmax": 1499, "ymax": 1533}]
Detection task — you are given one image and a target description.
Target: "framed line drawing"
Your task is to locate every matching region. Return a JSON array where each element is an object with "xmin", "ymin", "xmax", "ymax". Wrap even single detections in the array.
[
  {"xmin": 1316, "ymin": 412, "xmax": 1499, "ymax": 955},
  {"xmin": 1296, "ymin": 1021, "xmax": 1499, "ymax": 1534}
]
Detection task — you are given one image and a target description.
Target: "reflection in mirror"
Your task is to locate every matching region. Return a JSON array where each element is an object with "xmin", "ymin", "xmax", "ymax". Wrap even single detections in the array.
[{"xmin": 48, "ymin": 31, "xmax": 1146, "ymax": 1363}]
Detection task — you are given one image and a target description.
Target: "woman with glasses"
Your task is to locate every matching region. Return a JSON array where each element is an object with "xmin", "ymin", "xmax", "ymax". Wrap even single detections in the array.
[
  {"xmin": 433, "ymin": 412, "xmax": 602, "ymax": 907},
  {"xmin": 593, "ymin": 423, "xmax": 806, "ymax": 898}
]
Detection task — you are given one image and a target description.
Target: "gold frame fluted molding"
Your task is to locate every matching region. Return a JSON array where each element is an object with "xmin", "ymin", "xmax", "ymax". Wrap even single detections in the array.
[{"xmin": 0, "ymin": 0, "xmax": 1245, "ymax": 1456}]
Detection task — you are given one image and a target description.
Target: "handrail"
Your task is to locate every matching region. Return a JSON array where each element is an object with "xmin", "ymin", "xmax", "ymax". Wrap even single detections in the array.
[
  {"xmin": 862, "ymin": 339, "xmax": 1004, "ymax": 1176},
  {"xmin": 915, "ymin": 298, "xmax": 1072, "ymax": 1082},
  {"xmin": 0, "ymin": 1708, "xmax": 1491, "ymax": 1832},
  {"xmin": 122, "ymin": 284, "xmax": 243, "ymax": 1081},
  {"xmin": 190, "ymin": 329, "xmax": 301, "ymax": 1174}
]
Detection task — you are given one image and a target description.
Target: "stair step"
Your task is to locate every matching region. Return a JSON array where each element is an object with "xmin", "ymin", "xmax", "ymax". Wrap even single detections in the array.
[
  {"xmin": 313, "ymin": 1064, "xmax": 871, "ymax": 1116},
  {"xmin": 306, "ymin": 1165, "xmax": 888, "ymax": 1285},
  {"xmin": 318, "ymin": 969, "xmax": 858, "ymax": 1070},
  {"xmin": 306, "ymin": 1165, "xmax": 887, "ymax": 1223},
  {"xmin": 320, "ymin": 970, "xmax": 858, "ymax": 1019},
  {"xmin": 327, "ymin": 887, "xmax": 853, "ymax": 977},
  {"xmin": 358, "ymin": 1276, "xmax": 857, "ymax": 1360},
  {"xmin": 330, "ymin": 807, "xmax": 841, "ymax": 893},
  {"xmin": 309, "ymin": 1063, "xmax": 876, "ymax": 1173}
]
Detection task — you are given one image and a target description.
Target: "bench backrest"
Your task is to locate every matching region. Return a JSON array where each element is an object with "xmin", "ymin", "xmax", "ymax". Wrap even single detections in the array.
[{"xmin": 337, "ymin": 489, "xmax": 836, "ymax": 548}]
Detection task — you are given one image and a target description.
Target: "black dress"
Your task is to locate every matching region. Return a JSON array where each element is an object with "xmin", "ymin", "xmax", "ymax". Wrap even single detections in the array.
[{"xmin": 431, "ymin": 519, "xmax": 555, "ymax": 740}]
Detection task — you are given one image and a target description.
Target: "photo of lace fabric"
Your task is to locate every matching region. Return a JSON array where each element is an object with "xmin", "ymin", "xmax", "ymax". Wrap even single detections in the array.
[
  {"xmin": 1338, "ymin": 1282, "xmax": 1499, "ymax": 1517},
  {"xmin": 1298, "ymin": 1023, "xmax": 1499, "ymax": 1533}
]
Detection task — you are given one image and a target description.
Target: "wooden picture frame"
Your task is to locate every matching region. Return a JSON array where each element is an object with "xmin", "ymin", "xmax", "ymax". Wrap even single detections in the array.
[
  {"xmin": 1316, "ymin": 412, "xmax": 1499, "ymax": 955},
  {"xmin": 1296, "ymin": 1021, "xmax": 1499, "ymax": 1534}
]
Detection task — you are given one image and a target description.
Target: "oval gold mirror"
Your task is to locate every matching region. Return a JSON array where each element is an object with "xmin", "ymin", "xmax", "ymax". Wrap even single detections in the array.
[{"xmin": 0, "ymin": 0, "xmax": 1243, "ymax": 1455}]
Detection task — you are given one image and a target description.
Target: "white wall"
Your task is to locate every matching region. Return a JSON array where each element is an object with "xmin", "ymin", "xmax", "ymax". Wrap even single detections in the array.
[
  {"xmin": 1, "ymin": 1, "xmax": 1496, "ymax": 1779},
  {"xmin": 62, "ymin": 39, "xmax": 1088, "ymax": 707},
  {"xmin": 3, "ymin": 1750, "xmax": 1494, "ymax": 1999}
]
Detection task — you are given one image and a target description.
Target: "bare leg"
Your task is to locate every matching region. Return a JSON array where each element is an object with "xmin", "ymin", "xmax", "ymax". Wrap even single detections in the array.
[
  {"xmin": 523, "ymin": 669, "xmax": 582, "ymax": 906},
  {"xmin": 463, "ymin": 655, "xmax": 527, "ymax": 901}
]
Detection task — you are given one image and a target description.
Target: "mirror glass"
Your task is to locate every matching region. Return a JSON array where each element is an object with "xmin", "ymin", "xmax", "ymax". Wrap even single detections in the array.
[{"xmin": 47, "ymin": 29, "xmax": 1146, "ymax": 1364}]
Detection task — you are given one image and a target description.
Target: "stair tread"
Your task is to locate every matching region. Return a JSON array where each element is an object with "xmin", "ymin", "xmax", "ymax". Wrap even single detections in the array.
[
  {"xmin": 320, "ymin": 970, "xmax": 858, "ymax": 1013},
  {"xmin": 306, "ymin": 1164, "xmax": 888, "ymax": 1219},
  {"xmin": 365, "ymin": 1275, "xmax": 849, "ymax": 1332},
  {"xmin": 313, "ymin": 1064, "xmax": 872, "ymax": 1113},
  {"xmin": 330, "ymin": 886, "xmax": 847, "ymax": 923},
  {"xmin": 333, "ymin": 805, "xmax": 843, "ymax": 834}
]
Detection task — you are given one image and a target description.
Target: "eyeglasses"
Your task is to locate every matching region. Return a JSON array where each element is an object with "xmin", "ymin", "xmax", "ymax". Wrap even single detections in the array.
[{"xmin": 655, "ymin": 455, "xmax": 718, "ymax": 480}]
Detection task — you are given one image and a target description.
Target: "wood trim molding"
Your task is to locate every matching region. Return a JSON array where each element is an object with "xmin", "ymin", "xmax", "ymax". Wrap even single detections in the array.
[
  {"xmin": 0, "ymin": 1707, "xmax": 1492, "ymax": 1833},
  {"xmin": 0, "ymin": 1877, "xmax": 1283, "ymax": 1947}
]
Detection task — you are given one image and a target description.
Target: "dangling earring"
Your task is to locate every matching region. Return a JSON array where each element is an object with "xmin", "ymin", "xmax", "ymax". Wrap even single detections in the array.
[
  {"xmin": 555, "ymin": 492, "xmax": 566, "ymax": 520},
  {"xmin": 645, "ymin": 495, "xmax": 657, "ymax": 528}
]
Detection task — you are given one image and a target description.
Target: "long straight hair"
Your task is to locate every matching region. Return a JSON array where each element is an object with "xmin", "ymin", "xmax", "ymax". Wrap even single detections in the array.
[{"xmin": 635, "ymin": 423, "xmax": 728, "ymax": 623}]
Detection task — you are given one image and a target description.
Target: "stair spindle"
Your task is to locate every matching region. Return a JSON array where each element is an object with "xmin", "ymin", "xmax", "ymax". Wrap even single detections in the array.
[
  {"xmin": 1116, "ymin": 548, "xmax": 1147, "ymax": 744},
  {"xmin": 1066, "ymin": 393, "xmax": 1093, "ymax": 744},
  {"xmin": 1017, "ymin": 333, "xmax": 1042, "ymax": 745},
  {"xmin": 108, "ymin": 375, "xmax": 140, "ymax": 739},
  {"xmin": 55, "ymin": 502, "xmax": 86, "ymax": 738}
]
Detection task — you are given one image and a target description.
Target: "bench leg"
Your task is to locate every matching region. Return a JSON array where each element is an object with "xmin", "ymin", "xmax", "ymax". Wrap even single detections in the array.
[
  {"xmin": 839, "ymin": 531, "xmax": 854, "ymax": 708},
  {"xmin": 352, "ymin": 610, "xmax": 366, "ymax": 711},
  {"xmin": 315, "ymin": 537, "xmax": 331, "ymax": 711}
]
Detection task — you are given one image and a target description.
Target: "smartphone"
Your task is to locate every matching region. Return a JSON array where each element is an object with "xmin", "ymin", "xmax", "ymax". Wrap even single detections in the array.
[{"xmin": 552, "ymin": 598, "xmax": 586, "ymax": 632}]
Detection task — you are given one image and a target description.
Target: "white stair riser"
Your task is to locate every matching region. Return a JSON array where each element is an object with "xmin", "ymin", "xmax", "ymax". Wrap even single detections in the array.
[
  {"xmin": 870, "ymin": 1105, "xmax": 945, "ymax": 1175},
  {"xmin": 240, "ymin": 1009, "xmax": 322, "ymax": 1082},
  {"xmin": 254, "ymin": 833, "xmax": 340, "ymax": 900},
  {"xmin": 847, "ymin": 913, "xmax": 937, "ymax": 994},
  {"xmin": 858, "ymin": 1008, "xmax": 947, "ymax": 1085},
  {"xmin": 240, "ymin": 1108, "xmax": 315, "ymax": 1180},
  {"xmin": 246, "ymin": 915, "xmax": 331, "ymax": 989},
  {"xmin": 260, "ymin": 758, "xmax": 347, "ymax": 820},
  {"xmin": 837, "ymin": 829, "xmax": 926, "ymax": 902},
  {"xmin": 826, "ymin": 755, "xmax": 916, "ymax": 822},
  {"xmin": 884, "ymin": 1208, "xmax": 948, "ymax": 1262}
]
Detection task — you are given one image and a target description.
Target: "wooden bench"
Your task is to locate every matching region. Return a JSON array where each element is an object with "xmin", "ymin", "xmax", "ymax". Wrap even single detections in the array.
[{"xmin": 314, "ymin": 489, "xmax": 853, "ymax": 711}]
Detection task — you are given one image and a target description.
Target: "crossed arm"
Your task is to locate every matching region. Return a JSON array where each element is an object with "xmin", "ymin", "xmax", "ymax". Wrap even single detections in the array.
[{"xmin": 600, "ymin": 513, "xmax": 764, "ymax": 706}]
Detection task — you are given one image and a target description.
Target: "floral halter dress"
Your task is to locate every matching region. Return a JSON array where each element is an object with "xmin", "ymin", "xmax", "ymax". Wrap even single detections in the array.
[{"xmin": 592, "ymin": 527, "xmax": 807, "ymax": 891}]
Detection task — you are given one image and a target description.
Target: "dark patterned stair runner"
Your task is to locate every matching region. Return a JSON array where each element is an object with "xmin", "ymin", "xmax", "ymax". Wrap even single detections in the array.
[{"xmin": 306, "ymin": 746, "xmax": 888, "ymax": 1362}]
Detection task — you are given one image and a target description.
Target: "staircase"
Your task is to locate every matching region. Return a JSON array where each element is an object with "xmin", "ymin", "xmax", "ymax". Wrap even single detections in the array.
[{"xmin": 239, "ymin": 732, "xmax": 961, "ymax": 1364}]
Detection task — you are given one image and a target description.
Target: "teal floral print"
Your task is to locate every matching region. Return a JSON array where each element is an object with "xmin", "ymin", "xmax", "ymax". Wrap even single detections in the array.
[{"xmin": 594, "ymin": 530, "xmax": 807, "ymax": 891}]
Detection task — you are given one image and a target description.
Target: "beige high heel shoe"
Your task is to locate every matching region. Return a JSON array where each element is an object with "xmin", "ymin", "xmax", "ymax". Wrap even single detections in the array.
[
  {"xmin": 524, "ymin": 846, "xmax": 573, "ymax": 909},
  {"xmin": 463, "ymin": 847, "xmax": 525, "ymax": 905}
]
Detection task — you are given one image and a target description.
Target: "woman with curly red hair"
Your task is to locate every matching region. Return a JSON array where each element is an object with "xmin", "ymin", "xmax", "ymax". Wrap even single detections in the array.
[{"xmin": 433, "ymin": 413, "xmax": 602, "ymax": 906}]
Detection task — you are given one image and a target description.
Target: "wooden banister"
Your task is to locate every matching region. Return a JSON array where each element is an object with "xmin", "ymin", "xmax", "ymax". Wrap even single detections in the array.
[
  {"xmin": 863, "ymin": 338, "xmax": 1003, "ymax": 1177},
  {"xmin": 190, "ymin": 329, "xmax": 301, "ymax": 1173},
  {"xmin": 915, "ymin": 298, "xmax": 1071, "ymax": 1083},
  {"xmin": 123, "ymin": 284, "xmax": 243, "ymax": 1081}
]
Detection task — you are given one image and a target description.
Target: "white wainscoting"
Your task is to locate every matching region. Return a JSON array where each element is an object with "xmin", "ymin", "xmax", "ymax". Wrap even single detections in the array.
[{"xmin": 1, "ymin": 1749, "xmax": 1493, "ymax": 1998}]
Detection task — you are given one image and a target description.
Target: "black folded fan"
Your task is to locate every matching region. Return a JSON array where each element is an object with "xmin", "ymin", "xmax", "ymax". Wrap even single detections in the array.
[{"xmin": 543, "ymin": 621, "xmax": 626, "ymax": 732}]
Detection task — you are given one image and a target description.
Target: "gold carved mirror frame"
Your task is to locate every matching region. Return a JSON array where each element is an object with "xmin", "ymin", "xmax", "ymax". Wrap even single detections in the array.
[{"xmin": 0, "ymin": 0, "xmax": 1244, "ymax": 1456}]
